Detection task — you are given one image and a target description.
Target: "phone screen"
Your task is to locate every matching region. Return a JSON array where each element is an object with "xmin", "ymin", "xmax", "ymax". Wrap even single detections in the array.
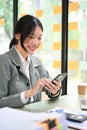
[{"xmin": 52, "ymin": 73, "xmax": 67, "ymax": 83}]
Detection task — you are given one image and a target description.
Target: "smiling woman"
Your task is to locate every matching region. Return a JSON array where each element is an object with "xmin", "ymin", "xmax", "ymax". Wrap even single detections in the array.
[
  {"xmin": 21, "ymin": 26, "xmax": 43, "ymax": 55},
  {"xmin": 0, "ymin": 14, "xmax": 62, "ymax": 108},
  {"xmin": 15, "ymin": 26, "xmax": 43, "ymax": 56}
]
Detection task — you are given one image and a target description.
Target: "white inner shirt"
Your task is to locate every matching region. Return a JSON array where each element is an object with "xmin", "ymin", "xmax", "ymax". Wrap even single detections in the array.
[{"xmin": 15, "ymin": 47, "xmax": 34, "ymax": 103}]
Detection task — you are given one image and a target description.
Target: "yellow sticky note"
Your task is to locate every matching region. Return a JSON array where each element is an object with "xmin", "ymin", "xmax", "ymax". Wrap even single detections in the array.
[
  {"xmin": 52, "ymin": 42, "xmax": 61, "ymax": 50},
  {"xmin": 52, "ymin": 24, "xmax": 61, "ymax": 32},
  {"xmin": 20, "ymin": 13, "xmax": 26, "ymax": 17},
  {"xmin": 69, "ymin": 40, "xmax": 79, "ymax": 49},
  {"xmin": 69, "ymin": 22, "xmax": 78, "ymax": 30},
  {"xmin": 38, "ymin": 42, "xmax": 43, "ymax": 50},
  {"xmin": 53, "ymin": 6, "xmax": 62, "ymax": 14},
  {"xmin": 36, "ymin": 9, "xmax": 43, "ymax": 17},
  {"xmin": 69, "ymin": 2, "xmax": 79, "ymax": 11},
  {"xmin": 53, "ymin": 61, "xmax": 61, "ymax": 68},
  {"xmin": 68, "ymin": 61, "xmax": 78, "ymax": 70},
  {"xmin": 0, "ymin": 18, "xmax": 4, "ymax": 26}
]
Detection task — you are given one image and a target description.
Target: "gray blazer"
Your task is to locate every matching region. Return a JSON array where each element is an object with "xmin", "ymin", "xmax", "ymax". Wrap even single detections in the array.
[{"xmin": 0, "ymin": 47, "xmax": 61, "ymax": 108}]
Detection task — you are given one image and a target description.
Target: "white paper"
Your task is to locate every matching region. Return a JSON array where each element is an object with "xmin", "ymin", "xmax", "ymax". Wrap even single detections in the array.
[{"xmin": 0, "ymin": 107, "xmax": 67, "ymax": 130}]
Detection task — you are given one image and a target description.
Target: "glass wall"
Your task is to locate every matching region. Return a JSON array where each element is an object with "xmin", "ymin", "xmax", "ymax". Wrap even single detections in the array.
[
  {"xmin": 68, "ymin": 0, "xmax": 87, "ymax": 96},
  {"xmin": 0, "ymin": 0, "xmax": 13, "ymax": 54}
]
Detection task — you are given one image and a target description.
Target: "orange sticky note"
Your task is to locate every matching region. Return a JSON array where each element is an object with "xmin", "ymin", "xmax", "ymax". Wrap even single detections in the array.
[
  {"xmin": 20, "ymin": 13, "xmax": 26, "ymax": 17},
  {"xmin": 53, "ymin": 6, "xmax": 62, "ymax": 14},
  {"xmin": 36, "ymin": 9, "xmax": 43, "ymax": 17},
  {"xmin": 52, "ymin": 24, "xmax": 61, "ymax": 32},
  {"xmin": 0, "ymin": 18, "xmax": 4, "ymax": 26},
  {"xmin": 38, "ymin": 42, "xmax": 43, "ymax": 50},
  {"xmin": 53, "ymin": 61, "xmax": 61, "ymax": 68},
  {"xmin": 69, "ymin": 2, "xmax": 79, "ymax": 11},
  {"xmin": 69, "ymin": 22, "xmax": 78, "ymax": 30},
  {"xmin": 52, "ymin": 42, "xmax": 61, "ymax": 50},
  {"xmin": 69, "ymin": 40, "xmax": 79, "ymax": 49},
  {"xmin": 68, "ymin": 61, "xmax": 78, "ymax": 70}
]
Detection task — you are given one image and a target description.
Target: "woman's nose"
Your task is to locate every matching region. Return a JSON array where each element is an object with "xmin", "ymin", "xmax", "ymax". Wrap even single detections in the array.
[{"xmin": 33, "ymin": 38, "xmax": 39, "ymax": 45}]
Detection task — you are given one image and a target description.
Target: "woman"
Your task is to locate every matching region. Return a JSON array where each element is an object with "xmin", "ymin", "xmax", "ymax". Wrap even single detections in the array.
[{"xmin": 0, "ymin": 15, "xmax": 62, "ymax": 108}]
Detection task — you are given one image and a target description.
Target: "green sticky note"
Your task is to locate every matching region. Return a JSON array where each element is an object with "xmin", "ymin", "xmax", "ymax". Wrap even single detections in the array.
[
  {"xmin": 80, "ymin": 1, "xmax": 87, "ymax": 9},
  {"xmin": 79, "ymin": 61, "xmax": 87, "ymax": 70},
  {"xmin": 80, "ymin": 20, "xmax": 87, "ymax": 29}
]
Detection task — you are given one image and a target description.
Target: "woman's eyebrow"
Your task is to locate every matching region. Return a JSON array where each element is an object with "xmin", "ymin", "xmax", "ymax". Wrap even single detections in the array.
[{"xmin": 39, "ymin": 34, "xmax": 42, "ymax": 37}]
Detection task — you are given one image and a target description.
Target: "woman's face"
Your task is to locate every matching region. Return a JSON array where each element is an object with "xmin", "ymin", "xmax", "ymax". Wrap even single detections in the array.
[{"xmin": 23, "ymin": 26, "xmax": 43, "ymax": 55}]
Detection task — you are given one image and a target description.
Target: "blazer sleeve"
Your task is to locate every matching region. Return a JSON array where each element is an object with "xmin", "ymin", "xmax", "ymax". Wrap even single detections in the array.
[{"xmin": 0, "ymin": 56, "xmax": 24, "ymax": 108}]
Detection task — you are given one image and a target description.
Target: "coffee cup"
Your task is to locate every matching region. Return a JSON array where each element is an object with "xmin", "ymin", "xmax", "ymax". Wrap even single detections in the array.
[{"xmin": 78, "ymin": 82, "xmax": 87, "ymax": 95}]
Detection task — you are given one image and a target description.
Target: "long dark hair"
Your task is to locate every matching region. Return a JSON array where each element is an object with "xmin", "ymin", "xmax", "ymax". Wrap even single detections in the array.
[{"xmin": 9, "ymin": 15, "xmax": 43, "ymax": 49}]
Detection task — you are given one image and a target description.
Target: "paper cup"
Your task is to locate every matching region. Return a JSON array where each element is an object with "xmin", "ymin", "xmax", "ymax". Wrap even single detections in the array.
[{"xmin": 78, "ymin": 82, "xmax": 87, "ymax": 95}]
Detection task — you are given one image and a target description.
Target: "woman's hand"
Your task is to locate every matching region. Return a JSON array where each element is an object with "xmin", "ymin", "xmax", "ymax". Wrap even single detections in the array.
[
  {"xmin": 25, "ymin": 78, "xmax": 61, "ymax": 99},
  {"xmin": 25, "ymin": 77, "xmax": 49, "ymax": 99},
  {"xmin": 45, "ymin": 79, "xmax": 61, "ymax": 95}
]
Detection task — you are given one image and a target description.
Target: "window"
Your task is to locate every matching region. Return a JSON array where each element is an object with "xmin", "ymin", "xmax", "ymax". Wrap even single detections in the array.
[{"xmin": 0, "ymin": 1, "xmax": 13, "ymax": 54}]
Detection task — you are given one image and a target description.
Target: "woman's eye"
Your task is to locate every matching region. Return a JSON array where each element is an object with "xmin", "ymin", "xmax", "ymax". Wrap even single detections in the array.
[
  {"xmin": 29, "ymin": 35, "xmax": 34, "ymax": 38},
  {"xmin": 38, "ymin": 37, "xmax": 42, "ymax": 40}
]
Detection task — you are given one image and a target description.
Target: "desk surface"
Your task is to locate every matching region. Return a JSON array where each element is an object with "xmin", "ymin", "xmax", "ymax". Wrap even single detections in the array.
[
  {"xmin": 20, "ymin": 95, "xmax": 87, "ymax": 130},
  {"xmin": 22, "ymin": 95, "xmax": 83, "ymax": 112}
]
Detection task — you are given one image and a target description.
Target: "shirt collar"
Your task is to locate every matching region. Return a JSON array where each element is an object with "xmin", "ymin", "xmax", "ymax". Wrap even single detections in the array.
[{"xmin": 15, "ymin": 47, "xmax": 30, "ymax": 67}]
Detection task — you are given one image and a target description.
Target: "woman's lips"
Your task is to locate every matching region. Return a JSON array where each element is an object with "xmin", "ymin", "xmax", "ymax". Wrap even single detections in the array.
[{"xmin": 29, "ymin": 46, "xmax": 36, "ymax": 51}]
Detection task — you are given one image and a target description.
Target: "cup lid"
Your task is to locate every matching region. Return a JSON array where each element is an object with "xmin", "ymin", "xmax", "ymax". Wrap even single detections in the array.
[{"xmin": 78, "ymin": 82, "xmax": 87, "ymax": 86}]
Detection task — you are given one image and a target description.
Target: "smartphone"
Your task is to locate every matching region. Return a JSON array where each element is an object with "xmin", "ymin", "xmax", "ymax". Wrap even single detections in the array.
[
  {"xmin": 51, "ymin": 73, "xmax": 67, "ymax": 83},
  {"xmin": 65, "ymin": 112, "xmax": 87, "ymax": 123}
]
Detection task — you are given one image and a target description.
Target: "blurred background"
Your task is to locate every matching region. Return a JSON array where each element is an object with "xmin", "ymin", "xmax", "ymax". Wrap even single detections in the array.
[{"xmin": 0, "ymin": 0, "xmax": 87, "ymax": 97}]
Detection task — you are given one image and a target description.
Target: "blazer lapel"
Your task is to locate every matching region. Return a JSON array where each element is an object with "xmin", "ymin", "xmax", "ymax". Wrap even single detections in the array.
[
  {"xmin": 29, "ymin": 62, "xmax": 36, "ymax": 87},
  {"xmin": 9, "ymin": 47, "xmax": 29, "ymax": 78}
]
